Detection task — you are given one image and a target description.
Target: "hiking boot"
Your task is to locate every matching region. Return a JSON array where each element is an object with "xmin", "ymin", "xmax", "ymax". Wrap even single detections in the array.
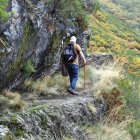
[{"xmin": 68, "ymin": 87, "xmax": 78, "ymax": 95}]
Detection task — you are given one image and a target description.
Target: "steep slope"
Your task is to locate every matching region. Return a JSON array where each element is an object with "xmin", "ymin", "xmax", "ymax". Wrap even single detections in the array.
[
  {"xmin": 88, "ymin": 10, "xmax": 140, "ymax": 73},
  {"xmin": 98, "ymin": 0, "xmax": 140, "ymax": 32},
  {"xmin": 0, "ymin": 0, "xmax": 93, "ymax": 90},
  {"xmin": 87, "ymin": 1, "xmax": 140, "ymax": 139}
]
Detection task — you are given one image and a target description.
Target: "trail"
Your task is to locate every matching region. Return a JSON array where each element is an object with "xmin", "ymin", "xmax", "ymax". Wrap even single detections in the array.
[
  {"xmin": 0, "ymin": 54, "xmax": 114, "ymax": 140},
  {"xmin": 24, "ymin": 53, "xmax": 115, "ymax": 109}
]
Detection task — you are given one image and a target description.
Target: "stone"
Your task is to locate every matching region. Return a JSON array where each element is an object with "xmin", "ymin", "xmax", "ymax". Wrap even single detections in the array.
[
  {"xmin": 0, "ymin": 95, "xmax": 105, "ymax": 140},
  {"xmin": 0, "ymin": 0, "xmax": 92, "ymax": 90},
  {"xmin": 0, "ymin": 125, "xmax": 16, "ymax": 140}
]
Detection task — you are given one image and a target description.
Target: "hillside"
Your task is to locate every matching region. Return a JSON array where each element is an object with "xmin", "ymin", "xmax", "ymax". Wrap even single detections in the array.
[
  {"xmin": 87, "ymin": 1, "xmax": 140, "ymax": 139},
  {"xmin": 98, "ymin": 0, "xmax": 140, "ymax": 33},
  {"xmin": 0, "ymin": 0, "xmax": 140, "ymax": 139}
]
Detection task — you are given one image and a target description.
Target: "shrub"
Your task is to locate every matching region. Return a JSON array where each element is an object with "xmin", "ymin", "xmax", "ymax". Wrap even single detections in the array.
[
  {"xmin": 47, "ymin": 0, "xmax": 96, "ymax": 29},
  {"xmin": 22, "ymin": 59, "xmax": 36, "ymax": 76},
  {"xmin": 128, "ymin": 120, "xmax": 140, "ymax": 140},
  {"xmin": 118, "ymin": 74, "xmax": 140, "ymax": 117},
  {"xmin": 128, "ymin": 41, "xmax": 140, "ymax": 50},
  {"xmin": 100, "ymin": 88, "xmax": 125, "ymax": 122},
  {"xmin": 92, "ymin": 1, "xmax": 100, "ymax": 13}
]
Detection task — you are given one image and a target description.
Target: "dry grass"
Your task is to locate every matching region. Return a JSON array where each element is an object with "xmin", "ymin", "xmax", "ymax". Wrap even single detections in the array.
[
  {"xmin": 83, "ymin": 86, "xmax": 133, "ymax": 140},
  {"xmin": 25, "ymin": 75, "xmax": 69, "ymax": 96},
  {"xmin": 24, "ymin": 60, "xmax": 122, "ymax": 97},
  {"xmin": 128, "ymin": 41, "xmax": 140, "ymax": 50},
  {"xmin": 78, "ymin": 65, "xmax": 95, "ymax": 91},
  {"xmin": 90, "ymin": 121, "xmax": 132, "ymax": 140},
  {"xmin": 79, "ymin": 62, "xmax": 128, "ymax": 123},
  {"xmin": 100, "ymin": 88, "xmax": 125, "ymax": 121},
  {"xmin": 88, "ymin": 103, "xmax": 97, "ymax": 114},
  {"xmin": 0, "ymin": 90, "xmax": 26, "ymax": 112},
  {"xmin": 78, "ymin": 61, "xmax": 123, "ymax": 95},
  {"xmin": 92, "ymin": 64, "xmax": 122, "ymax": 95},
  {"xmin": 83, "ymin": 110, "xmax": 132, "ymax": 140}
]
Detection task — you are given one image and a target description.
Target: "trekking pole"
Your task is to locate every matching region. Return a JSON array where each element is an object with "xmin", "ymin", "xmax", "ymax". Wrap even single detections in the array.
[{"xmin": 84, "ymin": 64, "xmax": 86, "ymax": 93}]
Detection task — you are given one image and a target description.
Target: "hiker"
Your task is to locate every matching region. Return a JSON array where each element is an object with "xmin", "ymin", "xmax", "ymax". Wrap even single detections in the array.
[{"xmin": 62, "ymin": 36, "xmax": 86, "ymax": 94}]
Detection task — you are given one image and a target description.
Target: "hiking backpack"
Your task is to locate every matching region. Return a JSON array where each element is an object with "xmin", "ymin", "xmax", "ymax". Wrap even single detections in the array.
[{"xmin": 62, "ymin": 44, "xmax": 77, "ymax": 63}]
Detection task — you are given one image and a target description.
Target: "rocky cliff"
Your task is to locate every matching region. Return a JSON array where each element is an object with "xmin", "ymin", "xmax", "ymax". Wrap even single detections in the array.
[
  {"xmin": 0, "ymin": 95, "xmax": 105, "ymax": 140},
  {"xmin": 0, "ymin": 0, "xmax": 94, "ymax": 90}
]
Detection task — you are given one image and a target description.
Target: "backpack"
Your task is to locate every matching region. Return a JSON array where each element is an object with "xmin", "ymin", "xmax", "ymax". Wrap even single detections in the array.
[{"xmin": 62, "ymin": 44, "xmax": 77, "ymax": 63}]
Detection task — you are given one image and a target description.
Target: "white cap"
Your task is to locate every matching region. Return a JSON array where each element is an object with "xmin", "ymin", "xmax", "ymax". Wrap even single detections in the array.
[{"xmin": 70, "ymin": 36, "xmax": 77, "ymax": 43}]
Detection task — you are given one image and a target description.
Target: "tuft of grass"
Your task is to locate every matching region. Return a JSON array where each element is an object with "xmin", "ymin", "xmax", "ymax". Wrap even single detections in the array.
[
  {"xmin": 79, "ymin": 62, "xmax": 122, "ymax": 95},
  {"xmin": 0, "ymin": 90, "xmax": 26, "ymax": 112},
  {"xmin": 25, "ymin": 74, "xmax": 69, "ymax": 96},
  {"xmin": 88, "ymin": 103, "xmax": 97, "ymax": 114},
  {"xmin": 128, "ymin": 120, "xmax": 140, "ymax": 140},
  {"xmin": 24, "ymin": 59, "xmax": 122, "ymax": 98},
  {"xmin": 128, "ymin": 41, "xmax": 140, "ymax": 50},
  {"xmin": 83, "ymin": 120, "xmax": 132, "ymax": 140},
  {"xmin": 94, "ymin": 65, "xmax": 122, "ymax": 94},
  {"xmin": 100, "ymin": 88, "xmax": 125, "ymax": 122}
]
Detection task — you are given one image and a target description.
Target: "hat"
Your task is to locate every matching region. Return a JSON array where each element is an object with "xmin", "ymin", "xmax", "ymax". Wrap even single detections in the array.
[{"xmin": 70, "ymin": 36, "xmax": 77, "ymax": 43}]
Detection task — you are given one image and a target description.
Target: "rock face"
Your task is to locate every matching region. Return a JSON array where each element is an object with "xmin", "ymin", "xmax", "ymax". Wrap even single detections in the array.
[
  {"xmin": 92, "ymin": 54, "xmax": 114, "ymax": 66},
  {"xmin": 0, "ymin": 0, "xmax": 92, "ymax": 90},
  {"xmin": 0, "ymin": 95, "xmax": 105, "ymax": 140},
  {"xmin": 0, "ymin": 125, "xmax": 16, "ymax": 140}
]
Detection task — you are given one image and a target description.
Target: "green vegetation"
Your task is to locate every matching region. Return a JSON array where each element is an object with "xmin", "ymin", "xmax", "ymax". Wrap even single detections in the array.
[
  {"xmin": 22, "ymin": 59, "xmax": 35, "ymax": 76},
  {"xmin": 0, "ymin": 90, "xmax": 26, "ymax": 114},
  {"xmin": 48, "ymin": 0, "xmax": 100, "ymax": 29},
  {"xmin": 15, "ymin": 129, "xmax": 24, "ymax": 137},
  {"xmin": 0, "ymin": 0, "xmax": 9, "ymax": 58},
  {"xmin": 3, "ymin": 134, "xmax": 13, "ymax": 140},
  {"xmin": 24, "ymin": 74, "xmax": 69, "ymax": 96},
  {"xmin": 98, "ymin": 0, "xmax": 140, "ymax": 33},
  {"xmin": 92, "ymin": 1, "xmax": 101, "ymax": 13},
  {"xmin": 0, "ymin": 0, "xmax": 9, "ymax": 21},
  {"xmin": 7, "ymin": 23, "xmax": 33, "ymax": 78},
  {"xmin": 82, "ymin": 122, "xmax": 132, "ymax": 140},
  {"xmin": 87, "ymin": 0, "xmax": 140, "ymax": 139},
  {"xmin": 0, "ymin": 0, "xmax": 140, "ymax": 139}
]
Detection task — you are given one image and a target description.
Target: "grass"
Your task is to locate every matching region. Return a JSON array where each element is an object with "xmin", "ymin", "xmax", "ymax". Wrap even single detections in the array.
[
  {"xmin": 0, "ymin": 90, "xmax": 26, "ymax": 113},
  {"xmin": 82, "ymin": 120, "xmax": 132, "ymax": 140},
  {"xmin": 24, "ymin": 74, "xmax": 69, "ymax": 96},
  {"xmin": 24, "ymin": 58, "xmax": 123, "ymax": 97},
  {"xmin": 98, "ymin": 0, "xmax": 140, "ymax": 32},
  {"xmin": 24, "ymin": 64, "xmax": 99, "ymax": 96},
  {"xmin": 87, "ymin": 3, "xmax": 140, "ymax": 139},
  {"xmin": 93, "ymin": 65, "xmax": 122, "ymax": 94},
  {"xmin": 87, "ymin": 10, "xmax": 140, "ymax": 55},
  {"xmin": 24, "ymin": 62, "xmax": 121, "ymax": 96},
  {"xmin": 0, "ymin": 0, "xmax": 9, "ymax": 21},
  {"xmin": 78, "ymin": 62, "xmax": 123, "ymax": 95}
]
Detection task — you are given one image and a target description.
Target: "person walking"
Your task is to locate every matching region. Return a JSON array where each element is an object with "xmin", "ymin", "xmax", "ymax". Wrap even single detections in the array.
[{"xmin": 62, "ymin": 36, "xmax": 86, "ymax": 94}]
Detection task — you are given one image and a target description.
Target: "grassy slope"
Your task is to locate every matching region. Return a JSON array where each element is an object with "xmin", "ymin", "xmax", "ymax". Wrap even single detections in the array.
[
  {"xmin": 87, "ymin": 1, "xmax": 140, "ymax": 139},
  {"xmin": 98, "ymin": 0, "xmax": 140, "ymax": 32}
]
